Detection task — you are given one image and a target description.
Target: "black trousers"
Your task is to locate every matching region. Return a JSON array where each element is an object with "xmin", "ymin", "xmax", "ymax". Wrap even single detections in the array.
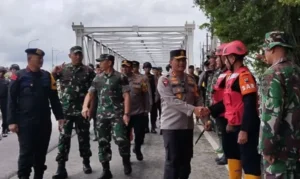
[
  {"xmin": 150, "ymin": 103, "xmax": 158, "ymax": 130},
  {"xmin": 128, "ymin": 114, "xmax": 146, "ymax": 151},
  {"xmin": 18, "ymin": 118, "xmax": 52, "ymax": 177},
  {"xmin": 162, "ymin": 129, "xmax": 193, "ymax": 179},
  {"xmin": 0, "ymin": 97, "xmax": 8, "ymax": 132},
  {"xmin": 223, "ymin": 127, "xmax": 261, "ymax": 176}
]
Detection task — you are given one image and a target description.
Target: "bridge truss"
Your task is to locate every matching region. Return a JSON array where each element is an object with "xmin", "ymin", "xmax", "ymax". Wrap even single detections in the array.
[{"xmin": 72, "ymin": 22, "xmax": 195, "ymax": 71}]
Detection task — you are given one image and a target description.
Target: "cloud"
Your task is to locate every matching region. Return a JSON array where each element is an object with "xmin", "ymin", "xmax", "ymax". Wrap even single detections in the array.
[{"xmin": 0, "ymin": 0, "xmax": 208, "ymax": 71}]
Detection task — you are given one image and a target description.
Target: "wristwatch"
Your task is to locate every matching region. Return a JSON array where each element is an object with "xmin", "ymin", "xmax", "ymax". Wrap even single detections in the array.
[{"xmin": 124, "ymin": 113, "xmax": 129, "ymax": 116}]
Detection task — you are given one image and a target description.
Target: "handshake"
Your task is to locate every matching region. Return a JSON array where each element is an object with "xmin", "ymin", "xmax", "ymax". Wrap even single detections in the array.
[{"xmin": 194, "ymin": 106, "xmax": 210, "ymax": 118}]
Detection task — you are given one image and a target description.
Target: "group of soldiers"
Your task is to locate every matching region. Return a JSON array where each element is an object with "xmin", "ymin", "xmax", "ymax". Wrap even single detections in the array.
[
  {"xmin": 4, "ymin": 30, "xmax": 300, "ymax": 179},
  {"xmin": 5, "ymin": 46, "xmax": 166, "ymax": 179}
]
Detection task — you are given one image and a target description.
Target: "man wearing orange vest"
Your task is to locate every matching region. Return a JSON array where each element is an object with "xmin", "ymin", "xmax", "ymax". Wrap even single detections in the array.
[{"xmin": 201, "ymin": 41, "xmax": 261, "ymax": 179}]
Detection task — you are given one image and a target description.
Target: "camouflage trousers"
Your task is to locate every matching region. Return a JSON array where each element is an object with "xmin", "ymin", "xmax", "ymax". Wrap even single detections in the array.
[
  {"xmin": 96, "ymin": 117, "xmax": 130, "ymax": 163},
  {"xmin": 264, "ymin": 159, "xmax": 300, "ymax": 179},
  {"xmin": 56, "ymin": 115, "xmax": 92, "ymax": 163}
]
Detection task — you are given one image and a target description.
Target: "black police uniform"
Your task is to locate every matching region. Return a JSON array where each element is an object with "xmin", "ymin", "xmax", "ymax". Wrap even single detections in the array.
[
  {"xmin": 143, "ymin": 62, "xmax": 156, "ymax": 133},
  {"xmin": 0, "ymin": 68, "xmax": 9, "ymax": 135},
  {"xmin": 7, "ymin": 48, "xmax": 64, "ymax": 179}
]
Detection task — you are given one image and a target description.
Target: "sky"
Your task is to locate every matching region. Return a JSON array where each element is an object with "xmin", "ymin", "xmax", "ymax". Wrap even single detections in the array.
[{"xmin": 0, "ymin": 0, "xmax": 209, "ymax": 71}]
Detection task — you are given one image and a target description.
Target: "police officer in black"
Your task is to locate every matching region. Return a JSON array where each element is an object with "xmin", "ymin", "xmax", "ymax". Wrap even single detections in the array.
[
  {"xmin": 143, "ymin": 62, "xmax": 156, "ymax": 133},
  {"xmin": 0, "ymin": 66, "xmax": 9, "ymax": 137},
  {"xmin": 7, "ymin": 48, "xmax": 64, "ymax": 179}
]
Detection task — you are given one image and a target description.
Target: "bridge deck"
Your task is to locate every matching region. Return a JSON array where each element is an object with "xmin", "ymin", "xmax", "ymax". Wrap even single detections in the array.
[{"xmin": 1, "ymin": 118, "xmax": 228, "ymax": 179}]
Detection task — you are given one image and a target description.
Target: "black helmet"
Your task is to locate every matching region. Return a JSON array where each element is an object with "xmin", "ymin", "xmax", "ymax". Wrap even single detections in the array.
[
  {"xmin": 0, "ymin": 66, "xmax": 6, "ymax": 73},
  {"xmin": 143, "ymin": 62, "xmax": 152, "ymax": 69},
  {"xmin": 10, "ymin": 64, "xmax": 20, "ymax": 71}
]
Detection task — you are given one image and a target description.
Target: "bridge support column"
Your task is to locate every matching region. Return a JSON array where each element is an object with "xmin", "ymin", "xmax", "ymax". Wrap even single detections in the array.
[
  {"xmin": 185, "ymin": 23, "xmax": 195, "ymax": 68},
  {"xmin": 87, "ymin": 37, "xmax": 94, "ymax": 65}
]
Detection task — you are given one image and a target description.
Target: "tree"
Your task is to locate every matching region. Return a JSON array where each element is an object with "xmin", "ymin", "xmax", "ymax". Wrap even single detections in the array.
[{"xmin": 194, "ymin": 0, "xmax": 300, "ymax": 77}]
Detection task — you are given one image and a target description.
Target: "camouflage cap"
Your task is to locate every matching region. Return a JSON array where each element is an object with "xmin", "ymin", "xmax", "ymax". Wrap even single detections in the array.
[{"xmin": 261, "ymin": 31, "xmax": 293, "ymax": 50}]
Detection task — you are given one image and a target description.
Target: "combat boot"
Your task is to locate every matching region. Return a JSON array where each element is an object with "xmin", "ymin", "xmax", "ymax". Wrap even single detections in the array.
[
  {"xmin": 33, "ymin": 165, "xmax": 47, "ymax": 179},
  {"xmin": 134, "ymin": 146, "xmax": 143, "ymax": 161},
  {"xmin": 52, "ymin": 162, "xmax": 68, "ymax": 179},
  {"xmin": 122, "ymin": 156, "xmax": 132, "ymax": 175},
  {"xmin": 83, "ymin": 158, "xmax": 92, "ymax": 174},
  {"xmin": 98, "ymin": 162, "xmax": 113, "ymax": 179}
]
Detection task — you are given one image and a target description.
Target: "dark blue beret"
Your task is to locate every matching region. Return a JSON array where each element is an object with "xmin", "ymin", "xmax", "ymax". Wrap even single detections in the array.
[{"xmin": 25, "ymin": 48, "xmax": 45, "ymax": 57}]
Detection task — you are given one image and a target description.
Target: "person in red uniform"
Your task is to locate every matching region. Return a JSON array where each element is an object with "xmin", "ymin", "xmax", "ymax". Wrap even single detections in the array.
[
  {"xmin": 212, "ymin": 43, "xmax": 229, "ymax": 165},
  {"xmin": 201, "ymin": 40, "xmax": 261, "ymax": 179}
]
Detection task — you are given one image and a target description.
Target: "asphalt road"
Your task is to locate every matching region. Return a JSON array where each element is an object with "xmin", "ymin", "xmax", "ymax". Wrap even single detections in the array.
[{"xmin": 4, "ymin": 123, "xmax": 228, "ymax": 179}]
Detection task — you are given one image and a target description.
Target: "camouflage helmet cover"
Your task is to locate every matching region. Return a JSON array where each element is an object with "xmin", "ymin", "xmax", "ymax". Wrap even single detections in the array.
[{"xmin": 261, "ymin": 31, "xmax": 293, "ymax": 50}]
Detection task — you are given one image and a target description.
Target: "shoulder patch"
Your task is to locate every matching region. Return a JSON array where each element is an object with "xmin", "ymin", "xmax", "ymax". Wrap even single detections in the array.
[
  {"xmin": 239, "ymin": 72, "xmax": 257, "ymax": 95},
  {"xmin": 50, "ymin": 73, "xmax": 57, "ymax": 90}
]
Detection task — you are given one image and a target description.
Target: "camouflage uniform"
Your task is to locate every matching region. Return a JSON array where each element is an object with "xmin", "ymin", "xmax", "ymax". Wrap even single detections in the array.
[
  {"xmin": 53, "ymin": 63, "xmax": 95, "ymax": 163},
  {"xmin": 205, "ymin": 70, "xmax": 215, "ymax": 107},
  {"xmin": 88, "ymin": 70, "xmax": 131, "ymax": 163},
  {"xmin": 259, "ymin": 31, "xmax": 300, "ymax": 179}
]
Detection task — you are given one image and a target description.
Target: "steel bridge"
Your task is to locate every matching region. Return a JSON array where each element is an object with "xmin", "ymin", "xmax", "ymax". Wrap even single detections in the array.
[{"xmin": 72, "ymin": 22, "xmax": 195, "ymax": 71}]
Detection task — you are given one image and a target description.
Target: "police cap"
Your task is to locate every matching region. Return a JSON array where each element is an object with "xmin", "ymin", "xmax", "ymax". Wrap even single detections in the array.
[
  {"xmin": 132, "ymin": 61, "xmax": 140, "ymax": 67},
  {"xmin": 70, "ymin": 46, "xmax": 83, "ymax": 53},
  {"xmin": 121, "ymin": 60, "xmax": 132, "ymax": 67},
  {"xmin": 143, "ymin": 62, "xmax": 152, "ymax": 69},
  {"xmin": 25, "ymin": 48, "xmax": 45, "ymax": 57},
  {"xmin": 96, "ymin": 54, "xmax": 115, "ymax": 62},
  {"xmin": 170, "ymin": 49, "xmax": 187, "ymax": 59}
]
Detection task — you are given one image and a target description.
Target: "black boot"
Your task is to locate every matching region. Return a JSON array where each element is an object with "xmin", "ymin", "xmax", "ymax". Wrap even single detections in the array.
[
  {"xmin": 134, "ymin": 146, "xmax": 143, "ymax": 161},
  {"xmin": 98, "ymin": 162, "xmax": 113, "ymax": 179},
  {"xmin": 33, "ymin": 165, "xmax": 47, "ymax": 179},
  {"xmin": 122, "ymin": 157, "xmax": 132, "ymax": 175},
  {"xmin": 83, "ymin": 158, "xmax": 92, "ymax": 174},
  {"xmin": 52, "ymin": 162, "xmax": 68, "ymax": 179},
  {"xmin": 19, "ymin": 177, "xmax": 29, "ymax": 179},
  {"xmin": 150, "ymin": 128, "xmax": 157, "ymax": 134},
  {"xmin": 217, "ymin": 155, "xmax": 227, "ymax": 165}
]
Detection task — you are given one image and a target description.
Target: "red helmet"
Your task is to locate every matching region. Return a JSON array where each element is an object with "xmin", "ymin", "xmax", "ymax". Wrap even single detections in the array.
[
  {"xmin": 215, "ymin": 43, "xmax": 228, "ymax": 56},
  {"xmin": 222, "ymin": 40, "xmax": 248, "ymax": 56}
]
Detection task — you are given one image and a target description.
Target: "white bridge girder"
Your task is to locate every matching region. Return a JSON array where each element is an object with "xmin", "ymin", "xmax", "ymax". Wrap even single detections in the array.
[{"xmin": 72, "ymin": 22, "xmax": 195, "ymax": 71}]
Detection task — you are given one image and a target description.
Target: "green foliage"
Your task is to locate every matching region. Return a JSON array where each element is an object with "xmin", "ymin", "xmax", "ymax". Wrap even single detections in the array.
[
  {"xmin": 194, "ymin": 0, "xmax": 300, "ymax": 77},
  {"xmin": 279, "ymin": 0, "xmax": 300, "ymax": 6}
]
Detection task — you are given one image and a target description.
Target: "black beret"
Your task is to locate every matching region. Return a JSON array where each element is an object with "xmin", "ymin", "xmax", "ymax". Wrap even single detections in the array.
[
  {"xmin": 25, "ymin": 48, "xmax": 45, "ymax": 57},
  {"xmin": 70, "ymin": 46, "xmax": 83, "ymax": 53},
  {"xmin": 143, "ymin": 62, "xmax": 152, "ymax": 68},
  {"xmin": 170, "ymin": 49, "xmax": 187, "ymax": 59},
  {"xmin": 121, "ymin": 60, "xmax": 132, "ymax": 67},
  {"xmin": 96, "ymin": 54, "xmax": 115, "ymax": 62},
  {"xmin": 152, "ymin": 67, "xmax": 158, "ymax": 70},
  {"xmin": 132, "ymin": 61, "xmax": 140, "ymax": 66},
  {"xmin": 157, "ymin": 67, "xmax": 163, "ymax": 71},
  {"xmin": 188, "ymin": 65, "xmax": 195, "ymax": 69}
]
